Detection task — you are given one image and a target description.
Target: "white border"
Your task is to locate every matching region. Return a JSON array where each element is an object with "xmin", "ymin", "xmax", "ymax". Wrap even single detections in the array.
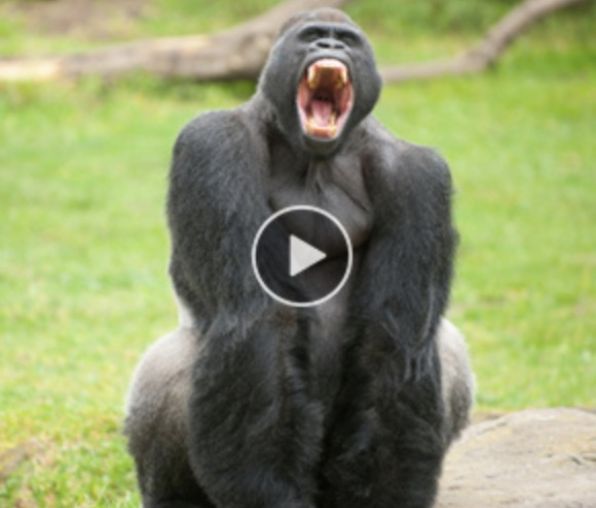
[{"xmin": 251, "ymin": 205, "xmax": 353, "ymax": 308}]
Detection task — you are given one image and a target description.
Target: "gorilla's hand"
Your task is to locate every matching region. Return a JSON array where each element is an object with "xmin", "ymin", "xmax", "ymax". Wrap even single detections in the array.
[{"xmin": 382, "ymin": 307, "xmax": 437, "ymax": 383}]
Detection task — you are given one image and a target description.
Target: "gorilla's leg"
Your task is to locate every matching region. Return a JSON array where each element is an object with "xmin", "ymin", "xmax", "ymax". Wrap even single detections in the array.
[
  {"xmin": 125, "ymin": 312, "xmax": 321, "ymax": 508},
  {"xmin": 320, "ymin": 319, "xmax": 473, "ymax": 508},
  {"xmin": 186, "ymin": 311, "xmax": 321, "ymax": 508},
  {"xmin": 124, "ymin": 327, "xmax": 215, "ymax": 508},
  {"xmin": 437, "ymin": 319, "xmax": 475, "ymax": 443}
]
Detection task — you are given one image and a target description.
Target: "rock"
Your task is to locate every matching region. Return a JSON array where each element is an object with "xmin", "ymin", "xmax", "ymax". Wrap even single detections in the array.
[{"xmin": 437, "ymin": 408, "xmax": 596, "ymax": 508}]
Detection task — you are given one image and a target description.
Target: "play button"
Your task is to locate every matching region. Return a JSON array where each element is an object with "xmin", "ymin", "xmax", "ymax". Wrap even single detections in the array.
[
  {"xmin": 289, "ymin": 235, "xmax": 327, "ymax": 277},
  {"xmin": 251, "ymin": 205, "xmax": 353, "ymax": 307}
]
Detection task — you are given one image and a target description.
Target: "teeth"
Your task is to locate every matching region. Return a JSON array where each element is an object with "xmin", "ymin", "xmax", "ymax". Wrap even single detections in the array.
[
  {"xmin": 306, "ymin": 60, "xmax": 348, "ymax": 90},
  {"xmin": 305, "ymin": 110, "xmax": 338, "ymax": 139},
  {"xmin": 307, "ymin": 66, "xmax": 318, "ymax": 89},
  {"xmin": 306, "ymin": 119, "xmax": 337, "ymax": 138},
  {"xmin": 339, "ymin": 68, "xmax": 348, "ymax": 85}
]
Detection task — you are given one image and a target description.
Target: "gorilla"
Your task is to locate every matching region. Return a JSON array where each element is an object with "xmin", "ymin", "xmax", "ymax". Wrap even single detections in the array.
[{"xmin": 125, "ymin": 8, "xmax": 474, "ymax": 508}]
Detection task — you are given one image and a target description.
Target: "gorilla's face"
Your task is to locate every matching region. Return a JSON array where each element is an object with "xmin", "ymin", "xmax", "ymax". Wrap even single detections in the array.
[{"xmin": 260, "ymin": 12, "xmax": 381, "ymax": 156}]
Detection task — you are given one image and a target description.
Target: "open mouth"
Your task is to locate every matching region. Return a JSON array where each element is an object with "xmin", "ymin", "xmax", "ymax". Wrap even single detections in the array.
[{"xmin": 296, "ymin": 58, "xmax": 354, "ymax": 140}]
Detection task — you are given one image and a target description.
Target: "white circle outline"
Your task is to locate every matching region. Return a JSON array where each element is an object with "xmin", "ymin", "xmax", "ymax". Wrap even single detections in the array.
[{"xmin": 251, "ymin": 205, "xmax": 353, "ymax": 308}]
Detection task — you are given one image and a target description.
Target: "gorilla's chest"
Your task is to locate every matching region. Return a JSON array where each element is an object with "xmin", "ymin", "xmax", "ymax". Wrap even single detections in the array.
[
  {"xmin": 267, "ymin": 156, "xmax": 373, "ymax": 401},
  {"xmin": 267, "ymin": 155, "xmax": 373, "ymax": 253}
]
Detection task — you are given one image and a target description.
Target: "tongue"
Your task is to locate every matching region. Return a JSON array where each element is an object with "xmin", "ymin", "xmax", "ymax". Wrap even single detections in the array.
[{"xmin": 311, "ymin": 99, "xmax": 334, "ymax": 126}]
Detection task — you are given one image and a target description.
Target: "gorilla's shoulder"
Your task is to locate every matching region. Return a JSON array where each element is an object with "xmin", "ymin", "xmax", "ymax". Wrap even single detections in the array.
[
  {"xmin": 363, "ymin": 119, "xmax": 452, "ymax": 193},
  {"xmin": 397, "ymin": 142, "xmax": 453, "ymax": 204},
  {"xmin": 398, "ymin": 141, "xmax": 451, "ymax": 183},
  {"xmin": 169, "ymin": 109, "xmax": 267, "ymax": 190},
  {"xmin": 174, "ymin": 109, "xmax": 254, "ymax": 157}
]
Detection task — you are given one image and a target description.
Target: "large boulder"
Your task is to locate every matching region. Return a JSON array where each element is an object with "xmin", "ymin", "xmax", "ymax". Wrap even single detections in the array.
[{"xmin": 438, "ymin": 408, "xmax": 596, "ymax": 507}]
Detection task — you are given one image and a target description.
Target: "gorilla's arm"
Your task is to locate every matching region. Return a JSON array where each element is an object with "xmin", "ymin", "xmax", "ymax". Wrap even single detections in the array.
[
  {"xmin": 320, "ymin": 144, "xmax": 459, "ymax": 508},
  {"xmin": 356, "ymin": 145, "xmax": 457, "ymax": 381},
  {"xmin": 167, "ymin": 112, "xmax": 318, "ymax": 508},
  {"xmin": 168, "ymin": 111, "xmax": 271, "ymax": 325}
]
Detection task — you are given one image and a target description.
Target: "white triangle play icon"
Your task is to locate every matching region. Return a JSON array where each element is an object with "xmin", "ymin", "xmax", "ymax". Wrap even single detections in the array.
[{"xmin": 289, "ymin": 235, "xmax": 327, "ymax": 277}]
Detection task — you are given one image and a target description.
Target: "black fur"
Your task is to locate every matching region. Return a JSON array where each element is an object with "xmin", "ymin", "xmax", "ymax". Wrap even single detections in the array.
[{"xmin": 125, "ymin": 8, "xmax": 471, "ymax": 508}]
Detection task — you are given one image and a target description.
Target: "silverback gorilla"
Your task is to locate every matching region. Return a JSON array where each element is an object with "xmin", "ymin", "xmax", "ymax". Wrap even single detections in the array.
[{"xmin": 125, "ymin": 8, "xmax": 474, "ymax": 508}]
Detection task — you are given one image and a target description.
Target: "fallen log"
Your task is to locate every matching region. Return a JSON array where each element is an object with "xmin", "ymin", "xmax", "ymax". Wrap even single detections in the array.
[{"xmin": 0, "ymin": 0, "xmax": 350, "ymax": 82}]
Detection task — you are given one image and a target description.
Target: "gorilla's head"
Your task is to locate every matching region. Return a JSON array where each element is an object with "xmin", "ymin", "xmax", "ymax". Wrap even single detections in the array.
[{"xmin": 259, "ymin": 8, "xmax": 381, "ymax": 156}]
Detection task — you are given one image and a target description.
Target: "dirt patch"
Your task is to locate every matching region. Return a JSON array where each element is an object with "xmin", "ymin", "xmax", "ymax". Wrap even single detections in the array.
[
  {"xmin": 7, "ymin": 0, "xmax": 147, "ymax": 40},
  {"xmin": 0, "ymin": 439, "xmax": 44, "ymax": 483}
]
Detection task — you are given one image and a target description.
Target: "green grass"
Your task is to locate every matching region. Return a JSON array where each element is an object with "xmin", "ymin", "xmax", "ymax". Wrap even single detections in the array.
[{"xmin": 0, "ymin": 0, "xmax": 595, "ymax": 506}]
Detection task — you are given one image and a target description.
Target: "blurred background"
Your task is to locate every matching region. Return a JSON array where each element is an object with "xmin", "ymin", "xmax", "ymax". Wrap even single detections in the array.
[{"xmin": 0, "ymin": 0, "xmax": 594, "ymax": 505}]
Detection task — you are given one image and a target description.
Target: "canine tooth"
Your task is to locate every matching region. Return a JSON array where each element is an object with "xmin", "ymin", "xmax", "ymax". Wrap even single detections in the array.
[
  {"xmin": 340, "ymin": 68, "xmax": 348, "ymax": 85},
  {"xmin": 307, "ymin": 66, "xmax": 318, "ymax": 89}
]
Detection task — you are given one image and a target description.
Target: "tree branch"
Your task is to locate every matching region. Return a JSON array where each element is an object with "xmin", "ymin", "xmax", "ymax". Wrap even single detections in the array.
[{"xmin": 381, "ymin": 0, "xmax": 589, "ymax": 83}]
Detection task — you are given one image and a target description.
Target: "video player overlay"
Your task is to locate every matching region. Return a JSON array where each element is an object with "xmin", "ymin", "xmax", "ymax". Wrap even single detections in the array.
[{"xmin": 251, "ymin": 205, "xmax": 353, "ymax": 307}]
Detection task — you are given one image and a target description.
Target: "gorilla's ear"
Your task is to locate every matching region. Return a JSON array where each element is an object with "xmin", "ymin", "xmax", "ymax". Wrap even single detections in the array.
[{"xmin": 278, "ymin": 8, "xmax": 355, "ymax": 37}]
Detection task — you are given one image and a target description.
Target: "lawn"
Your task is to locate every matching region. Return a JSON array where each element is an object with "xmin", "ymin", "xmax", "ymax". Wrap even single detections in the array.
[{"xmin": 0, "ymin": 0, "xmax": 594, "ymax": 506}]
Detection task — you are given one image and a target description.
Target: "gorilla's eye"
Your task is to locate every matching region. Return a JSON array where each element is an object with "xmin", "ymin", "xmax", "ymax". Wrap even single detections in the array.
[
  {"xmin": 300, "ymin": 26, "xmax": 328, "ymax": 43},
  {"xmin": 337, "ymin": 30, "xmax": 361, "ymax": 47},
  {"xmin": 296, "ymin": 58, "xmax": 354, "ymax": 140}
]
